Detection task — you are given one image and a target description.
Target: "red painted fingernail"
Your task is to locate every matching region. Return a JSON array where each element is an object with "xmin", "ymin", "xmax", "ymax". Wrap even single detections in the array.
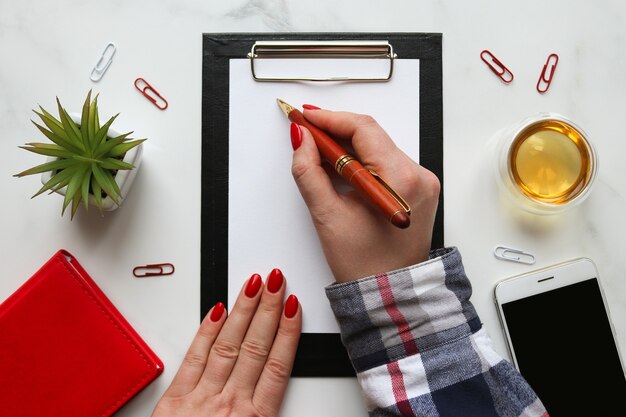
[
  {"xmin": 267, "ymin": 268, "xmax": 284, "ymax": 293},
  {"xmin": 290, "ymin": 122, "xmax": 302, "ymax": 150},
  {"xmin": 284, "ymin": 294, "xmax": 299, "ymax": 318},
  {"xmin": 303, "ymin": 104, "xmax": 320, "ymax": 110},
  {"xmin": 210, "ymin": 302, "xmax": 225, "ymax": 322},
  {"xmin": 245, "ymin": 273, "xmax": 263, "ymax": 298}
]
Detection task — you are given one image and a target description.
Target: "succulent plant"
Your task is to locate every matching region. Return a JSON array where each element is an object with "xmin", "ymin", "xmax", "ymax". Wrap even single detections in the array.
[{"xmin": 14, "ymin": 91, "xmax": 145, "ymax": 218}]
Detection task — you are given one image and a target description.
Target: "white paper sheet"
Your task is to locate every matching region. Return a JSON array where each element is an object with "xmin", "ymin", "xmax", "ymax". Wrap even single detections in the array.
[{"xmin": 228, "ymin": 58, "xmax": 420, "ymax": 333}]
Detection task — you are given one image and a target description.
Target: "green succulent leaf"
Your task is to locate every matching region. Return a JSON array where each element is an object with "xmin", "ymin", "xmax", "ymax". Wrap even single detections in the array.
[
  {"xmin": 26, "ymin": 142, "xmax": 64, "ymax": 149},
  {"xmin": 80, "ymin": 169, "xmax": 92, "ymax": 213},
  {"xmin": 35, "ymin": 107, "xmax": 70, "ymax": 142},
  {"xmin": 19, "ymin": 144, "xmax": 72, "ymax": 159},
  {"xmin": 31, "ymin": 166, "xmax": 78, "ymax": 198},
  {"xmin": 109, "ymin": 138, "xmax": 146, "ymax": 158},
  {"xmin": 88, "ymin": 95, "xmax": 99, "ymax": 149},
  {"xmin": 50, "ymin": 175, "xmax": 72, "ymax": 194},
  {"xmin": 93, "ymin": 114, "xmax": 119, "ymax": 147},
  {"xmin": 71, "ymin": 194, "xmax": 82, "ymax": 219},
  {"xmin": 100, "ymin": 157, "xmax": 134, "ymax": 171},
  {"xmin": 61, "ymin": 167, "xmax": 86, "ymax": 216},
  {"xmin": 104, "ymin": 168, "xmax": 121, "ymax": 200},
  {"xmin": 14, "ymin": 158, "xmax": 76, "ymax": 177},
  {"xmin": 92, "ymin": 163, "xmax": 120, "ymax": 204},
  {"xmin": 80, "ymin": 90, "xmax": 92, "ymax": 152},
  {"xmin": 56, "ymin": 98, "xmax": 85, "ymax": 152},
  {"xmin": 94, "ymin": 132, "xmax": 132, "ymax": 158},
  {"xmin": 95, "ymin": 103, "xmax": 100, "ymax": 131},
  {"xmin": 31, "ymin": 121, "xmax": 82, "ymax": 154},
  {"xmin": 92, "ymin": 179, "xmax": 103, "ymax": 213}
]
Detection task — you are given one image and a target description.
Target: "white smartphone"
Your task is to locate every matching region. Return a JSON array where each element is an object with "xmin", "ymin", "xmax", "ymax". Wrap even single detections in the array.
[{"xmin": 494, "ymin": 258, "xmax": 625, "ymax": 416}]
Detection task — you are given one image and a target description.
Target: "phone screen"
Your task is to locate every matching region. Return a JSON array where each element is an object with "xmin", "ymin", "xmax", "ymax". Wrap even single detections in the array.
[{"xmin": 502, "ymin": 277, "xmax": 625, "ymax": 416}]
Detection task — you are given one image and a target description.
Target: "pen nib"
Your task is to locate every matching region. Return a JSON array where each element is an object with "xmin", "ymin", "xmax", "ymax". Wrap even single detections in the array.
[{"xmin": 276, "ymin": 98, "xmax": 295, "ymax": 117}]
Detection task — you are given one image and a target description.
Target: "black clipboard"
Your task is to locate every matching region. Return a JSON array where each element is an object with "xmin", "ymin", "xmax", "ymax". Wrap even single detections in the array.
[{"xmin": 201, "ymin": 33, "xmax": 443, "ymax": 377}]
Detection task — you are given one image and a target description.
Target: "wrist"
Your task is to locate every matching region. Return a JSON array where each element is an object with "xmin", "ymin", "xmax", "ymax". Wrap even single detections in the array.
[{"xmin": 329, "ymin": 247, "xmax": 430, "ymax": 283}]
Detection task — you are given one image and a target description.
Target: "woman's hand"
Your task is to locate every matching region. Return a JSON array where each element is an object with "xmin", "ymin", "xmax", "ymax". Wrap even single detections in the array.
[
  {"xmin": 290, "ymin": 107, "xmax": 441, "ymax": 282},
  {"xmin": 152, "ymin": 270, "xmax": 301, "ymax": 417}
]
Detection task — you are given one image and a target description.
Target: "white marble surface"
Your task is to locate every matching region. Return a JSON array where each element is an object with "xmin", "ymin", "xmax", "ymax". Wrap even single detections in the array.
[{"xmin": 1, "ymin": 1, "xmax": 625, "ymax": 416}]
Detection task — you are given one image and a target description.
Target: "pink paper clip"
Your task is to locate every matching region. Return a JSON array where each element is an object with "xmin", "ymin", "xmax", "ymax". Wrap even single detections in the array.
[
  {"xmin": 480, "ymin": 50, "xmax": 514, "ymax": 84},
  {"xmin": 536, "ymin": 53, "xmax": 559, "ymax": 93},
  {"xmin": 134, "ymin": 77, "xmax": 168, "ymax": 110}
]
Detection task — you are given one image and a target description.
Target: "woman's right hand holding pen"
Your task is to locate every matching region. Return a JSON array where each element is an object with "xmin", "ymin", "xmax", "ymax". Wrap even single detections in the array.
[{"xmin": 289, "ymin": 106, "xmax": 441, "ymax": 283}]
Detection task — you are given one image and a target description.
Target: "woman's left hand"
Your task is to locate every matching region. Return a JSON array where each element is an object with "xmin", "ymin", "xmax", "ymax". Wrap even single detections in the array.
[{"xmin": 152, "ymin": 269, "xmax": 302, "ymax": 417}]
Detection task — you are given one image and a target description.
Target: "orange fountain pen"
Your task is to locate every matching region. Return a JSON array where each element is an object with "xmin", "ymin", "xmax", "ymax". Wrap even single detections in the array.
[{"xmin": 277, "ymin": 99, "xmax": 411, "ymax": 229}]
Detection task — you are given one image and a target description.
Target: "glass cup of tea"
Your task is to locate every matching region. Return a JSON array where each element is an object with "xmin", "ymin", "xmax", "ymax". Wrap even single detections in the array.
[{"xmin": 494, "ymin": 113, "xmax": 598, "ymax": 214}]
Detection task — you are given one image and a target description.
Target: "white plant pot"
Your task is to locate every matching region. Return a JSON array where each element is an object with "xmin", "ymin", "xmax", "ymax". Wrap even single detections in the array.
[{"xmin": 40, "ymin": 113, "xmax": 144, "ymax": 211}]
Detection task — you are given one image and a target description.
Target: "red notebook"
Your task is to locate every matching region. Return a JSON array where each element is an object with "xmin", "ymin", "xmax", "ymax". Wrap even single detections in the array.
[{"xmin": 0, "ymin": 250, "xmax": 163, "ymax": 417}]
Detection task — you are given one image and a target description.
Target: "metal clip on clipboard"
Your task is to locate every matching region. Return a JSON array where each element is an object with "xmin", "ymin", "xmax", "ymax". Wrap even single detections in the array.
[{"xmin": 247, "ymin": 41, "xmax": 397, "ymax": 82}]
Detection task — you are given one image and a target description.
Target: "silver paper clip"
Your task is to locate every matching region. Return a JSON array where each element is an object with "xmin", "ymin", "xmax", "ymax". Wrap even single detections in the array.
[
  {"xmin": 494, "ymin": 246, "xmax": 536, "ymax": 265},
  {"xmin": 90, "ymin": 42, "xmax": 116, "ymax": 82}
]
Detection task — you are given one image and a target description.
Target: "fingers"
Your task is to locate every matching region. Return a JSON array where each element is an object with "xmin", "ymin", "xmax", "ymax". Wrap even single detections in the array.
[
  {"xmin": 198, "ymin": 273, "xmax": 264, "ymax": 394},
  {"xmin": 291, "ymin": 124, "xmax": 342, "ymax": 218},
  {"xmin": 226, "ymin": 269, "xmax": 286, "ymax": 392},
  {"xmin": 302, "ymin": 108, "xmax": 399, "ymax": 164},
  {"xmin": 253, "ymin": 295, "xmax": 302, "ymax": 416},
  {"xmin": 165, "ymin": 302, "xmax": 227, "ymax": 397}
]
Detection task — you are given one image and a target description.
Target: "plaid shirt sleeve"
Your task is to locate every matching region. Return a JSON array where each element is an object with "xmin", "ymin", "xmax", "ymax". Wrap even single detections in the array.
[{"xmin": 325, "ymin": 247, "xmax": 548, "ymax": 417}]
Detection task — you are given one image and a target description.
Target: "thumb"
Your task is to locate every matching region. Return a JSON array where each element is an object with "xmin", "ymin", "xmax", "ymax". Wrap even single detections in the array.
[{"xmin": 290, "ymin": 123, "xmax": 341, "ymax": 216}]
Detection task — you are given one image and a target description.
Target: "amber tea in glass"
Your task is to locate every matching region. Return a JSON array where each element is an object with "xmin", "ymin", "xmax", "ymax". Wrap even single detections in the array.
[
  {"xmin": 509, "ymin": 119, "xmax": 593, "ymax": 204},
  {"xmin": 496, "ymin": 114, "xmax": 597, "ymax": 214}
]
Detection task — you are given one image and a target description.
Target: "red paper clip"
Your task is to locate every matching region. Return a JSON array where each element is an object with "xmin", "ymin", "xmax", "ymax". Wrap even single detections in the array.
[
  {"xmin": 480, "ymin": 50, "xmax": 514, "ymax": 84},
  {"xmin": 134, "ymin": 77, "xmax": 168, "ymax": 110},
  {"xmin": 536, "ymin": 53, "xmax": 559, "ymax": 93},
  {"xmin": 133, "ymin": 263, "xmax": 175, "ymax": 277}
]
